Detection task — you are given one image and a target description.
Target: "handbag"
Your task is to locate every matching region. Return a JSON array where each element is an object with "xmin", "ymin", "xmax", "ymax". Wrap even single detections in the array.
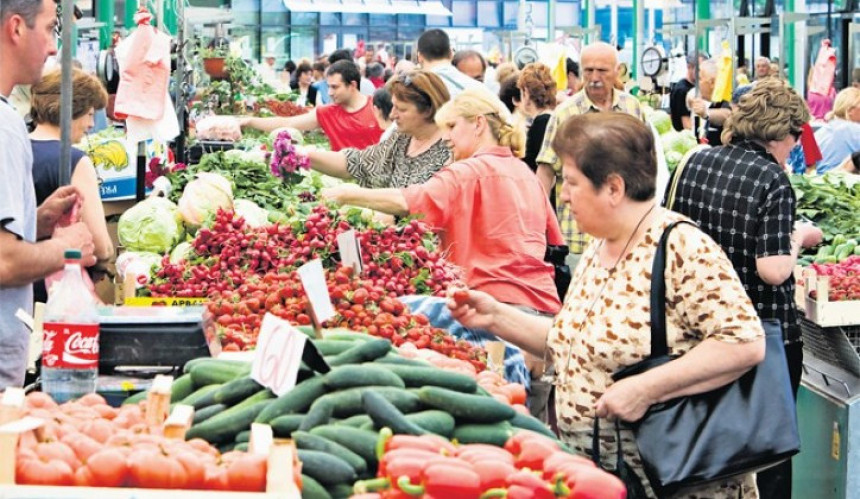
[
  {"xmin": 544, "ymin": 244, "xmax": 572, "ymax": 300},
  {"xmin": 612, "ymin": 221, "xmax": 800, "ymax": 496},
  {"xmin": 592, "ymin": 417, "xmax": 649, "ymax": 499}
]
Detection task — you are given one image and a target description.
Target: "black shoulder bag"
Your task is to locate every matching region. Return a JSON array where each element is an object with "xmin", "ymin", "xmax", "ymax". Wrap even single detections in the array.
[{"xmin": 612, "ymin": 221, "xmax": 800, "ymax": 496}]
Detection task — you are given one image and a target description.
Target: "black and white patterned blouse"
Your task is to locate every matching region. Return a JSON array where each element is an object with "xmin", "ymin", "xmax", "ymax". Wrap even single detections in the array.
[
  {"xmin": 343, "ymin": 130, "xmax": 452, "ymax": 189},
  {"xmin": 665, "ymin": 140, "xmax": 800, "ymax": 342}
]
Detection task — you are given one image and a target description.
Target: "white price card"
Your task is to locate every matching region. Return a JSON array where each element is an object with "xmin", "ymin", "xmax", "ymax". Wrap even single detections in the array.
[
  {"xmin": 336, "ymin": 229, "xmax": 363, "ymax": 273},
  {"xmin": 297, "ymin": 259, "xmax": 336, "ymax": 323},
  {"xmin": 252, "ymin": 314, "xmax": 307, "ymax": 396}
]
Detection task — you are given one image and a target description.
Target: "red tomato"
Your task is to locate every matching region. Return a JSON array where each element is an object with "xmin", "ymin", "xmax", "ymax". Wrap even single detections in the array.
[
  {"xmin": 86, "ymin": 448, "xmax": 129, "ymax": 487},
  {"xmin": 226, "ymin": 452, "xmax": 267, "ymax": 492},
  {"xmin": 61, "ymin": 432, "xmax": 102, "ymax": 463},
  {"xmin": 17, "ymin": 456, "xmax": 74, "ymax": 486},
  {"xmin": 127, "ymin": 449, "xmax": 189, "ymax": 489},
  {"xmin": 35, "ymin": 441, "xmax": 80, "ymax": 471}
]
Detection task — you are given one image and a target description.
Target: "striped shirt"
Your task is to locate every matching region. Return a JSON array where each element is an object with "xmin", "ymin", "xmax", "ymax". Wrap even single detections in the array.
[{"xmin": 536, "ymin": 89, "xmax": 644, "ymax": 253}]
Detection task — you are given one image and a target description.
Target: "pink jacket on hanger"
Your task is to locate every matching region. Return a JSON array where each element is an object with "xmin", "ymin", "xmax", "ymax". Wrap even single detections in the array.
[{"xmin": 114, "ymin": 23, "xmax": 171, "ymax": 121}]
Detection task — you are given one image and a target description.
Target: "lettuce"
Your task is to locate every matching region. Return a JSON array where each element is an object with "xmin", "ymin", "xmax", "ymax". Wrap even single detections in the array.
[
  {"xmin": 178, "ymin": 172, "xmax": 234, "ymax": 227},
  {"xmin": 117, "ymin": 197, "xmax": 183, "ymax": 253}
]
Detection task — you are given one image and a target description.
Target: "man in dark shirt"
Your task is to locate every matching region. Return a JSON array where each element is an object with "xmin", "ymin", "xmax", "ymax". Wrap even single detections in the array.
[
  {"xmin": 665, "ymin": 79, "xmax": 822, "ymax": 499},
  {"xmin": 669, "ymin": 54, "xmax": 696, "ymax": 131},
  {"xmin": 689, "ymin": 58, "xmax": 731, "ymax": 145}
]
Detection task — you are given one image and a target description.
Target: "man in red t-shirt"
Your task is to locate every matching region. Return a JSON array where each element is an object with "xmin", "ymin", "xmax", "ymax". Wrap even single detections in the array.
[{"xmin": 238, "ymin": 60, "xmax": 382, "ymax": 151}]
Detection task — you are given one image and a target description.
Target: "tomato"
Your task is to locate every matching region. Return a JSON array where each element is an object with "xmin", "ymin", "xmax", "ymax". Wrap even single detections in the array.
[
  {"xmin": 17, "ymin": 456, "xmax": 74, "ymax": 486},
  {"xmin": 25, "ymin": 391, "xmax": 59, "ymax": 410},
  {"xmin": 452, "ymin": 290, "xmax": 469, "ymax": 303},
  {"xmin": 74, "ymin": 465, "xmax": 95, "ymax": 486},
  {"xmin": 127, "ymin": 449, "xmax": 189, "ymax": 489},
  {"xmin": 226, "ymin": 452, "xmax": 267, "ymax": 492},
  {"xmin": 77, "ymin": 393, "xmax": 108, "ymax": 407},
  {"xmin": 86, "ymin": 448, "xmax": 129, "ymax": 487},
  {"xmin": 62, "ymin": 432, "xmax": 102, "ymax": 463},
  {"xmin": 203, "ymin": 464, "xmax": 230, "ymax": 490},
  {"xmin": 81, "ymin": 418, "xmax": 114, "ymax": 444},
  {"xmin": 174, "ymin": 450, "xmax": 207, "ymax": 489},
  {"xmin": 502, "ymin": 383, "xmax": 528, "ymax": 406},
  {"xmin": 35, "ymin": 441, "xmax": 80, "ymax": 471}
]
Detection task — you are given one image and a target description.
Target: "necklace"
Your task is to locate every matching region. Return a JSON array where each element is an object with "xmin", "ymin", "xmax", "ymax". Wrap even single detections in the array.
[{"xmin": 554, "ymin": 204, "xmax": 656, "ymax": 388}]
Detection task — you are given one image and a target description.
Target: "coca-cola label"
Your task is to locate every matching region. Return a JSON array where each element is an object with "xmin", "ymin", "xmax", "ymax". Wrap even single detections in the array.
[{"xmin": 42, "ymin": 323, "xmax": 100, "ymax": 369}]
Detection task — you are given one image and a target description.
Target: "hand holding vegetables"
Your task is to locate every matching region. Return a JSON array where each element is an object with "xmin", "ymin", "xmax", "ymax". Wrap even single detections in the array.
[
  {"xmin": 446, "ymin": 287, "xmax": 500, "ymax": 332},
  {"xmin": 793, "ymin": 222, "xmax": 824, "ymax": 250}
]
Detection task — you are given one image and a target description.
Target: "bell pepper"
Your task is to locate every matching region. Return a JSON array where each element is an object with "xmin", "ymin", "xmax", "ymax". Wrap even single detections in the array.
[
  {"xmin": 472, "ymin": 460, "xmax": 517, "ymax": 490},
  {"xmin": 377, "ymin": 427, "xmax": 457, "ymax": 458},
  {"xmin": 514, "ymin": 438, "xmax": 561, "ymax": 470},
  {"xmin": 541, "ymin": 451, "xmax": 596, "ymax": 481},
  {"xmin": 561, "ymin": 467, "xmax": 627, "ymax": 499},
  {"xmin": 503, "ymin": 430, "xmax": 559, "ymax": 457},
  {"xmin": 397, "ymin": 462, "xmax": 482, "ymax": 499},
  {"xmin": 378, "ymin": 449, "xmax": 441, "ymax": 479},
  {"xmin": 456, "ymin": 444, "xmax": 516, "ymax": 466},
  {"xmin": 479, "ymin": 471, "xmax": 556, "ymax": 499}
]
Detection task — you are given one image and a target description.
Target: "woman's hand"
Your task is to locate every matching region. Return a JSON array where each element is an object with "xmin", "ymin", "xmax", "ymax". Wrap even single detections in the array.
[
  {"xmin": 320, "ymin": 184, "xmax": 362, "ymax": 205},
  {"xmin": 595, "ymin": 376, "xmax": 656, "ymax": 423},
  {"xmin": 446, "ymin": 287, "xmax": 499, "ymax": 331}
]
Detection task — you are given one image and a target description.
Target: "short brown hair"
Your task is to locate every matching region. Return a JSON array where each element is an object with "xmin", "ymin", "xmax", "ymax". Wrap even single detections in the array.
[
  {"xmin": 388, "ymin": 70, "xmax": 450, "ymax": 122},
  {"xmin": 552, "ymin": 112, "xmax": 656, "ymax": 201},
  {"xmin": 722, "ymin": 78, "xmax": 810, "ymax": 144},
  {"xmin": 517, "ymin": 63, "xmax": 557, "ymax": 109},
  {"xmin": 31, "ymin": 68, "xmax": 108, "ymax": 126}
]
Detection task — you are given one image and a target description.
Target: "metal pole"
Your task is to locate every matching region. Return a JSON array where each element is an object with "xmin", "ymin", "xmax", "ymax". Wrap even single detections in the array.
[
  {"xmin": 96, "ymin": 0, "xmax": 115, "ymax": 49},
  {"xmin": 59, "ymin": 0, "xmax": 75, "ymax": 186},
  {"xmin": 633, "ymin": 0, "xmax": 644, "ymax": 81},
  {"xmin": 548, "ymin": 0, "xmax": 556, "ymax": 43}
]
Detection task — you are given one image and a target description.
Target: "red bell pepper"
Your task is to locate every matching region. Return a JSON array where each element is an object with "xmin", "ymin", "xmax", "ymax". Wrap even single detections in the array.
[
  {"xmin": 479, "ymin": 470, "xmax": 557, "ymax": 499},
  {"xmin": 504, "ymin": 430, "xmax": 559, "ymax": 457},
  {"xmin": 378, "ymin": 449, "xmax": 441, "ymax": 479},
  {"xmin": 562, "ymin": 467, "xmax": 627, "ymax": 499},
  {"xmin": 542, "ymin": 451, "xmax": 596, "ymax": 480},
  {"xmin": 514, "ymin": 438, "xmax": 561, "ymax": 470},
  {"xmin": 397, "ymin": 462, "xmax": 482, "ymax": 499},
  {"xmin": 378, "ymin": 427, "xmax": 457, "ymax": 458},
  {"xmin": 472, "ymin": 460, "xmax": 517, "ymax": 490},
  {"xmin": 456, "ymin": 444, "xmax": 516, "ymax": 466}
]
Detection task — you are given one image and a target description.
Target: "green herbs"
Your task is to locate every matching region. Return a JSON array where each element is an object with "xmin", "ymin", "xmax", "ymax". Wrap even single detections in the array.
[{"xmin": 790, "ymin": 172, "xmax": 860, "ymax": 246}]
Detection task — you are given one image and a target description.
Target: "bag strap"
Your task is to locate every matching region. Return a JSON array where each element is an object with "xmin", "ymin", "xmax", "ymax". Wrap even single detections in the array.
[
  {"xmin": 592, "ymin": 417, "xmax": 625, "ymax": 470},
  {"xmin": 663, "ymin": 144, "xmax": 709, "ymax": 210},
  {"xmin": 649, "ymin": 220, "xmax": 696, "ymax": 357}
]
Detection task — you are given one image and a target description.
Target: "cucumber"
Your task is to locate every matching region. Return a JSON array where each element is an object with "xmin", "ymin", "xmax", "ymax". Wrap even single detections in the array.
[
  {"xmin": 213, "ymin": 376, "xmax": 264, "ymax": 406},
  {"xmin": 292, "ymin": 431, "xmax": 367, "ymax": 476},
  {"xmin": 359, "ymin": 421, "xmax": 376, "ymax": 432},
  {"xmin": 375, "ymin": 364, "xmax": 477, "ymax": 393},
  {"xmin": 255, "ymin": 376, "xmax": 327, "ymax": 423},
  {"xmin": 362, "ymin": 391, "xmax": 426, "ymax": 436},
  {"xmin": 185, "ymin": 400, "xmax": 272, "ymax": 443},
  {"xmin": 327, "ymin": 338, "xmax": 392, "ymax": 367},
  {"xmin": 189, "ymin": 361, "xmax": 251, "ymax": 387},
  {"xmin": 183, "ymin": 357, "xmax": 250, "ymax": 374},
  {"xmin": 329, "ymin": 483, "xmax": 355, "ymax": 499},
  {"xmin": 300, "ymin": 474, "xmax": 332, "ymax": 499},
  {"xmin": 417, "ymin": 386, "xmax": 515, "ymax": 423},
  {"xmin": 231, "ymin": 389, "xmax": 275, "ymax": 411},
  {"xmin": 311, "ymin": 340, "xmax": 357, "ymax": 356},
  {"xmin": 192, "ymin": 403, "xmax": 226, "ymax": 425},
  {"xmin": 170, "ymin": 374, "xmax": 196, "ymax": 402},
  {"xmin": 318, "ymin": 386, "xmax": 421, "ymax": 418},
  {"xmin": 373, "ymin": 355, "xmax": 433, "ymax": 367},
  {"xmin": 270, "ymin": 414, "xmax": 306, "ymax": 437},
  {"xmin": 405, "ymin": 410, "xmax": 456, "ymax": 438},
  {"xmin": 180, "ymin": 384, "xmax": 223, "ymax": 409},
  {"xmin": 321, "ymin": 330, "xmax": 373, "ymax": 342},
  {"xmin": 324, "ymin": 364, "xmax": 406, "ymax": 390},
  {"xmin": 309, "ymin": 425, "xmax": 379, "ymax": 468},
  {"xmin": 298, "ymin": 398, "xmax": 333, "ymax": 431},
  {"xmin": 234, "ymin": 442, "xmax": 248, "ymax": 452},
  {"xmin": 508, "ymin": 411, "xmax": 557, "ymax": 439},
  {"xmin": 122, "ymin": 390, "xmax": 147, "ymax": 405},
  {"xmin": 296, "ymin": 449, "xmax": 357, "ymax": 486},
  {"xmin": 235, "ymin": 430, "xmax": 251, "ymax": 443},
  {"xmin": 336, "ymin": 414, "xmax": 373, "ymax": 428},
  {"xmin": 453, "ymin": 422, "xmax": 515, "ymax": 446}
]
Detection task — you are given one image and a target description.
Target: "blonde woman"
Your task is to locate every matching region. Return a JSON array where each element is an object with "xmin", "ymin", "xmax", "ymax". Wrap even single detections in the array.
[
  {"xmin": 321, "ymin": 87, "xmax": 562, "ymax": 316},
  {"xmin": 814, "ymin": 87, "xmax": 860, "ymax": 173}
]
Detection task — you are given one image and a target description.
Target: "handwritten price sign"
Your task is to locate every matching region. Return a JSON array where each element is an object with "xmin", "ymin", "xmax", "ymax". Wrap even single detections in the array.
[{"xmin": 251, "ymin": 314, "xmax": 307, "ymax": 396}]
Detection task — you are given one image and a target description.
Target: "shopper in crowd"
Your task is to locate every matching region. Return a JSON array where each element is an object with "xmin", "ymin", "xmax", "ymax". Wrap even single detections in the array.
[
  {"xmin": 29, "ymin": 68, "xmax": 113, "ymax": 303},
  {"xmin": 371, "ymin": 86, "xmax": 395, "ymax": 142},
  {"xmin": 326, "ymin": 48, "xmax": 375, "ymax": 97},
  {"xmin": 536, "ymin": 41, "xmax": 643, "ymax": 268},
  {"xmin": 366, "ymin": 62, "xmax": 385, "ymax": 89},
  {"xmin": 497, "ymin": 74, "xmax": 521, "ymax": 114},
  {"xmin": 321, "ymin": 87, "xmax": 562, "ymax": 316},
  {"xmin": 853, "ymin": 68, "xmax": 860, "ymax": 89},
  {"xmin": 312, "ymin": 61, "xmax": 331, "ymax": 105},
  {"xmin": 238, "ymin": 60, "xmax": 382, "ymax": 151},
  {"xmin": 394, "ymin": 58, "xmax": 416, "ymax": 76},
  {"xmin": 495, "ymin": 62, "xmax": 519, "ymax": 87},
  {"xmin": 452, "ymin": 49, "xmax": 487, "ymax": 83},
  {"xmin": 687, "ymin": 59, "xmax": 731, "ymax": 145},
  {"xmin": 416, "ymin": 29, "xmax": 483, "ymax": 98},
  {"xmin": 669, "ymin": 53, "xmax": 699, "ymax": 131},
  {"xmin": 754, "ymin": 56, "xmax": 772, "ymax": 81},
  {"xmin": 298, "ymin": 70, "xmax": 450, "ymax": 188},
  {"xmin": 814, "ymin": 87, "xmax": 860, "ymax": 173},
  {"xmin": 281, "ymin": 59, "xmax": 297, "ymax": 89},
  {"xmin": 556, "ymin": 57, "xmax": 581, "ymax": 102},
  {"xmin": 518, "ymin": 63, "xmax": 557, "ymax": 176},
  {"xmin": 1, "ymin": 0, "xmax": 97, "ymax": 390},
  {"xmin": 666, "ymin": 79, "xmax": 822, "ymax": 499},
  {"xmin": 289, "ymin": 61, "xmax": 319, "ymax": 107},
  {"xmin": 449, "ymin": 111, "xmax": 766, "ymax": 498}
]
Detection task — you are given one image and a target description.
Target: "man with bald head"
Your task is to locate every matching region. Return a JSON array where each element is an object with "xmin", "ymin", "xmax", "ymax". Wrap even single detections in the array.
[
  {"xmin": 688, "ymin": 58, "xmax": 731, "ymax": 145},
  {"xmin": 534, "ymin": 42, "xmax": 644, "ymax": 263},
  {"xmin": 452, "ymin": 49, "xmax": 487, "ymax": 83},
  {"xmin": 754, "ymin": 56, "xmax": 772, "ymax": 81}
]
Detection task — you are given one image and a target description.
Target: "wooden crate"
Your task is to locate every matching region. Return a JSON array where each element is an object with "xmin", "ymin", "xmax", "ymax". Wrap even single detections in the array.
[{"xmin": 803, "ymin": 271, "xmax": 860, "ymax": 328}]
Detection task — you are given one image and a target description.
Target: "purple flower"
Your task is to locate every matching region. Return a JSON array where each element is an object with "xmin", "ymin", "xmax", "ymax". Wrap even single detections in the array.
[{"xmin": 269, "ymin": 130, "xmax": 310, "ymax": 182}]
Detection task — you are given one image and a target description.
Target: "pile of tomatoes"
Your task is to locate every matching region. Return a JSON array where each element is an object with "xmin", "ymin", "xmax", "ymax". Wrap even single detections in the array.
[{"xmin": 13, "ymin": 392, "xmax": 289, "ymax": 492}]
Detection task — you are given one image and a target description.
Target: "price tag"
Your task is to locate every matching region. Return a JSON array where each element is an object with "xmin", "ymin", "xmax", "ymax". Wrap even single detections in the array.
[
  {"xmin": 252, "ymin": 314, "xmax": 307, "ymax": 396},
  {"xmin": 336, "ymin": 229, "xmax": 363, "ymax": 274},
  {"xmin": 297, "ymin": 259, "xmax": 336, "ymax": 323}
]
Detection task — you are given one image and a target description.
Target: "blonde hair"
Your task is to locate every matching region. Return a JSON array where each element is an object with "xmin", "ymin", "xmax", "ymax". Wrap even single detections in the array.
[
  {"xmin": 826, "ymin": 87, "xmax": 860, "ymax": 121},
  {"xmin": 435, "ymin": 87, "xmax": 526, "ymax": 158},
  {"xmin": 721, "ymin": 78, "xmax": 810, "ymax": 145}
]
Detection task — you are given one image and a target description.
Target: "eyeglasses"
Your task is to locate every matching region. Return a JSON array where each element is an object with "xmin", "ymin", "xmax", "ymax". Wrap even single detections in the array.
[
  {"xmin": 399, "ymin": 72, "xmax": 431, "ymax": 104},
  {"xmin": 789, "ymin": 128, "xmax": 803, "ymax": 141}
]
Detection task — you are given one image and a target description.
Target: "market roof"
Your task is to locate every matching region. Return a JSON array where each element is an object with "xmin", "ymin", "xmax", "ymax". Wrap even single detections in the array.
[{"xmin": 282, "ymin": 0, "xmax": 453, "ymax": 16}]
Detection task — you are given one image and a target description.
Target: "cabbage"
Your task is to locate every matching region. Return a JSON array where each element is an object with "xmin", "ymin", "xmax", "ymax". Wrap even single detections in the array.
[
  {"xmin": 648, "ymin": 110, "xmax": 673, "ymax": 135},
  {"xmin": 118, "ymin": 197, "xmax": 183, "ymax": 253},
  {"xmin": 169, "ymin": 242, "xmax": 194, "ymax": 264},
  {"xmin": 178, "ymin": 172, "xmax": 234, "ymax": 227},
  {"xmin": 665, "ymin": 151, "xmax": 684, "ymax": 172},
  {"xmin": 661, "ymin": 130, "xmax": 700, "ymax": 172},
  {"xmin": 115, "ymin": 251, "xmax": 163, "ymax": 284},
  {"xmin": 233, "ymin": 199, "xmax": 270, "ymax": 228}
]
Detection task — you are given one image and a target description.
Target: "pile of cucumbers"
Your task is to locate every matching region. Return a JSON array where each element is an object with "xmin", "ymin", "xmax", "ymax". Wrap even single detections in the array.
[
  {"xmin": 800, "ymin": 234, "xmax": 860, "ymax": 266},
  {"xmin": 124, "ymin": 331, "xmax": 560, "ymax": 498}
]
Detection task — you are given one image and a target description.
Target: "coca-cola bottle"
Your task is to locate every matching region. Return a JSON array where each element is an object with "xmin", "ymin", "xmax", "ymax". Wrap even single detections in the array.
[{"xmin": 41, "ymin": 249, "xmax": 100, "ymax": 402}]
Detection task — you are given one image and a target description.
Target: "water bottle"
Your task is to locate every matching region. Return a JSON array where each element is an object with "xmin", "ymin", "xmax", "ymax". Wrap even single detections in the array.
[{"xmin": 41, "ymin": 249, "xmax": 100, "ymax": 403}]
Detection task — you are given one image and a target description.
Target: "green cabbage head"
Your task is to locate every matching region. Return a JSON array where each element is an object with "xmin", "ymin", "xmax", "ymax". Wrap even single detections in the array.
[{"xmin": 118, "ymin": 197, "xmax": 183, "ymax": 253}]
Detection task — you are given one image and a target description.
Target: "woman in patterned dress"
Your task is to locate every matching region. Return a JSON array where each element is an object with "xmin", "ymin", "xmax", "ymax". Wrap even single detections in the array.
[
  {"xmin": 299, "ymin": 70, "xmax": 452, "ymax": 188},
  {"xmin": 446, "ymin": 112, "xmax": 767, "ymax": 498}
]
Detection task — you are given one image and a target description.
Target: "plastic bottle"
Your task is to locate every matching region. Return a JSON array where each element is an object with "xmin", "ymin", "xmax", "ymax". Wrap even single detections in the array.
[{"xmin": 41, "ymin": 249, "xmax": 100, "ymax": 402}]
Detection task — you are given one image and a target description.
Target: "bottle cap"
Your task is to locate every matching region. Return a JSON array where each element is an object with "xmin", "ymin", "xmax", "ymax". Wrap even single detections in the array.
[{"xmin": 64, "ymin": 249, "xmax": 82, "ymax": 259}]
